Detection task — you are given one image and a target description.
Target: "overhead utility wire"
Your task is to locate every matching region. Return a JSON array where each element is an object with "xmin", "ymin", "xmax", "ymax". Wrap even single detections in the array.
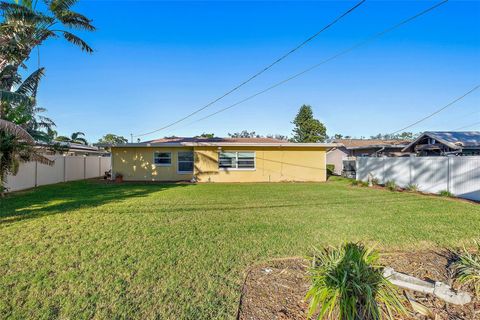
[
  {"xmin": 135, "ymin": 0, "xmax": 366, "ymax": 138},
  {"xmin": 453, "ymin": 121, "xmax": 480, "ymax": 131},
  {"xmin": 390, "ymin": 85, "xmax": 479, "ymax": 135},
  {"xmin": 173, "ymin": 0, "xmax": 450, "ymax": 130}
]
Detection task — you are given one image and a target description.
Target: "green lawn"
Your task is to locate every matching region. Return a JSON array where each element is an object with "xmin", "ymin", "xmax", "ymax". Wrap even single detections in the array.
[{"xmin": 0, "ymin": 178, "xmax": 479, "ymax": 319}]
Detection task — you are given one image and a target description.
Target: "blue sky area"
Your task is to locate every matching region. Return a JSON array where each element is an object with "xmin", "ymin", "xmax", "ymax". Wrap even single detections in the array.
[{"xmin": 27, "ymin": 0, "xmax": 480, "ymax": 142}]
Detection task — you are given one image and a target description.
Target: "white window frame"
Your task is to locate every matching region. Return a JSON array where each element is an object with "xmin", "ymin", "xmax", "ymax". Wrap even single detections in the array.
[
  {"xmin": 218, "ymin": 151, "xmax": 256, "ymax": 171},
  {"xmin": 153, "ymin": 151, "xmax": 172, "ymax": 167},
  {"xmin": 177, "ymin": 151, "xmax": 194, "ymax": 174}
]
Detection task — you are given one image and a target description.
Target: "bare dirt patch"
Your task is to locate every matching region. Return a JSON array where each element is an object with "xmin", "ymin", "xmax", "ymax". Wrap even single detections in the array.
[{"xmin": 238, "ymin": 251, "xmax": 479, "ymax": 320}]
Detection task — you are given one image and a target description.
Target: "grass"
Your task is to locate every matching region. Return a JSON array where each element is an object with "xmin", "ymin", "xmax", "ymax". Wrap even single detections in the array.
[{"xmin": 0, "ymin": 177, "xmax": 479, "ymax": 319}]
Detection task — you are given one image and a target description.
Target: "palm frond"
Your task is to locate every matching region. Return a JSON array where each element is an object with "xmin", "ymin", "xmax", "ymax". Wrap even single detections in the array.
[
  {"xmin": 49, "ymin": 0, "xmax": 78, "ymax": 14},
  {"xmin": 30, "ymin": 152, "xmax": 54, "ymax": 166},
  {"xmin": 0, "ymin": 90, "xmax": 30, "ymax": 104},
  {"xmin": 15, "ymin": 68, "xmax": 45, "ymax": 97},
  {"xmin": 61, "ymin": 31, "xmax": 93, "ymax": 53},
  {"xmin": 56, "ymin": 11, "xmax": 95, "ymax": 31},
  {"xmin": 0, "ymin": 118, "xmax": 35, "ymax": 144},
  {"xmin": 54, "ymin": 135, "xmax": 71, "ymax": 142}
]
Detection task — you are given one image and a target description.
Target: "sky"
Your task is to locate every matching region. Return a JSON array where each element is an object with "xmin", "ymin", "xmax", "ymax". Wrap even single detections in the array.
[{"xmin": 26, "ymin": 0, "xmax": 480, "ymax": 143}]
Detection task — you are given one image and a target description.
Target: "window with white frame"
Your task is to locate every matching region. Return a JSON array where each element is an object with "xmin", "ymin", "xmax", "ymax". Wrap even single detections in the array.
[
  {"xmin": 219, "ymin": 151, "xmax": 255, "ymax": 170},
  {"xmin": 178, "ymin": 151, "xmax": 194, "ymax": 173},
  {"xmin": 154, "ymin": 152, "xmax": 171, "ymax": 166}
]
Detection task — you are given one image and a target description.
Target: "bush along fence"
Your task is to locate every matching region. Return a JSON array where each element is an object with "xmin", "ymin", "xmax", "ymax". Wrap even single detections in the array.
[
  {"xmin": 356, "ymin": 156, "xmax": 480, "ymax": 201},
  {"xmin": 5, "ymin": 155, "xmax": 111, "ymax": 192}
]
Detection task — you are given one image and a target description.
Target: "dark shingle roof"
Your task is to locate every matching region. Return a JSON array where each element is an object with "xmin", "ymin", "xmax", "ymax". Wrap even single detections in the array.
[{"xmin": 145, "ymin": 137, "xmax": 287, "ymax": 144}]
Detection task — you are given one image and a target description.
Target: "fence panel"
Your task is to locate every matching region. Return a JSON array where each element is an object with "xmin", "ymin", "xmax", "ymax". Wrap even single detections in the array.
[
  {"xmin": 356, "ymin": 156, "xmax": 479, "ymax": 201},
  {"xmin": 37, "ymin": 155, "xmax": 65, "ymax": 186},
  {"xmin": 5, "ymin": 161, "xmax": 36, "ymax": 192},
  {"xmin": 85, "ymin": 157, "xmax": 100, "ymax": 179},
  {"xmin": 384, "ymin": 158, "xmax": 410, "ymax": 187},
  {"xmin": 450, "ymin": 157, "xmax": 480, "ymax": 201},
  {"xmin": 356, "ymin": 157, "xmax": 384, "ymax": 183},
  {"xmin": 100, "ymin": 157, "xmax": 111, "ymax": 175},
  {"xmin": 411, "ymin": 158, "xmax": 448, "ymax": 193},
  {"xmin": 5, "ymin": 155, "xmax": 111, "ymax": 192},
  {"xmin": 65, "ymin": 156, "xmax": 85, "ymax": 181}
]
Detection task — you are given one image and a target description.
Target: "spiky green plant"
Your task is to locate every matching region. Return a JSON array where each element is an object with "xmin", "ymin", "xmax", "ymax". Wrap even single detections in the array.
[
  {"xmin": 405, "ymin": 184, "xmax": 419, "ymax": 192},
  {"xmin": 454, "ymin": 241, "xmax": 480, "ymax": 296},
  {"xmin": 385, "ymin": 180, "xmax": 397, "ymax": 191},
  {"xmin": 438, "ymin": 190, "xmax": 453, "ymax": 197},
  {"xmin": 306, "ymin": 243, "xmax": 405, "ymax": 320}
]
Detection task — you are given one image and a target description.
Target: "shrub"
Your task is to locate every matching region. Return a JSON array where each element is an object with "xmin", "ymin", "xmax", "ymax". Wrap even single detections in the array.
[
  {"xmin": 438, "ymin": 190, "xmax": 454, "ymax": 197},
  {"xmin": 326, "ymin": 164, "xmax": 335, "ymax": 177},
  {"xmin": 306, "ymin": 243, "xmax": 405, "ymax": 320},
  {"xmin": 454, "ymin": 241, "xmax": 480, "ymax": 296},
  {"xmin": 351, "ymin": 180, "xmax": 369, "ymax": 187},
  {"xmin": 385, "ymin": 180, "xmax": 397, "ymax": 191},
  {"xmin": 371, "ymin": 177, "xmax": 380, "ymax": 186},
  {"xmin": 405, "ymin": 184, "xmax": 419, "ymax": 192}
]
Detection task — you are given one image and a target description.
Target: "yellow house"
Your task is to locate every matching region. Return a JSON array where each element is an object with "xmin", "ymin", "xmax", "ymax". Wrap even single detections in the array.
[{"xmin": 111, "ymin": 137, "xmax": 337, "ymax": 183}]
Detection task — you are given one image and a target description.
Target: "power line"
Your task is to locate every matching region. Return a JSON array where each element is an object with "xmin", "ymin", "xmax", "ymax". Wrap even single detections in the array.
[
  {"xmin": 172, "ymin": 0, "xmax": 449, "ymax": 131},
  {"xmin": 134, "ymin": 0, "xmax": 366, "ymax": 138},
  {"xmin": 453, "ymin": 121, "xmax": 480, "ymax": 131},
  {"xmin": 390, "ymin": 85, "xmax": 479, "ymax": 135}
]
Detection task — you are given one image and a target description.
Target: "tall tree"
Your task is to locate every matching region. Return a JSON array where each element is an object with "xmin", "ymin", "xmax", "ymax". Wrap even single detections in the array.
[
  {"xmin": 96, "ymin": 133, "xmax": 128, "ymax": 145},
  {"xmin": 291, "ymin": 105, "xmax": 327, "ymax": 143}
]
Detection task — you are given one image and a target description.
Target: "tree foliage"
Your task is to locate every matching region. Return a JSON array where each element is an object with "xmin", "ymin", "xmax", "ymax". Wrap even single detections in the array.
[
  {"xmin": 55, "ymin": 131, "xmax": 88, "ymax": 145},
  {"xmin": 0, "ymin": 0, "xmax": 94, "ymax": 193},
  {"xmin": 291, "ymin": 105, "xmax": 327, "ymax": 143},
  {"xmin": 97, "ymin": 133, "xmax": 128, "ymax": 145}
]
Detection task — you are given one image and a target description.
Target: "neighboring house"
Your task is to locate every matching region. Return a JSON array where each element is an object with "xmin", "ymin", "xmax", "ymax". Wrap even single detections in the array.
[
  {"xmin": 111, "ymin": 137, "xmax": 337, "ymax": 182},
  {"xmin": 402, "ymin": 131, "xmax": 480, "ymax": 156},
  {"xmin": 37, "ymin": 142, "xmax": 107, "ymax": 156},
  {"xmin": 326, "ymin": 139, "xmax": 409, "ymax": 175}
]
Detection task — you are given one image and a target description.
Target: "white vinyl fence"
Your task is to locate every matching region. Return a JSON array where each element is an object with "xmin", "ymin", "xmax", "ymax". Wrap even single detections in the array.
[
  {"xmin": 356, "ymin": 157, "xmax": 480, "ymax": 201},
  {"xmin": 5, "ymin": 155, "xmax": 111, "ymax": 192}
]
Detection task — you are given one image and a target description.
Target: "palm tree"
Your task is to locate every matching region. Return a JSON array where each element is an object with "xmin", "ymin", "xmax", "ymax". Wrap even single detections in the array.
[
  {"xmin": 55, "ymin": 131, "xmax": 88, "ymax": 145},
  {"xmin": 0, "ymin": 67, "xmax": 54, "ymax": 194},
  {"xmin": 0, "ymin": 0, "xmax": 94, "ymax": 88}
]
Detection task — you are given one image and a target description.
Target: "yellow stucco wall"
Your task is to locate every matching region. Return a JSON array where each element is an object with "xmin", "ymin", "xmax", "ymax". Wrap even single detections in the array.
[
  {"xmin": 112, "ymin": 147, "xmax": 326, "ymax": 182},
  {"xmin": 112, "ymin": 147, "xmax": 194, "ymax": 181},
  {"xmin": 194, "ymin": 146, "xmax": 327, "ymax": 182},
  {"xmin": 112, "ymin": 146, "xmax": 327, "ymax": 182}
]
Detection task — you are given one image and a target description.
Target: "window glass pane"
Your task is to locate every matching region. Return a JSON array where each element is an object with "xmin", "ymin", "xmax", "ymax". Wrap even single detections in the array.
[
  {"xmin": 154, "ymin": 152, "xmax": 171, "ymax": 165},
  {"xmin": 178, "ymin": 161, "xmax": 194, "ymax": 172},
  {"xmin": 238, "ymin": 152, "xmax": 254, "ymax": 158},
  {"xmin": 219, "ymin": 152, "xmax": 236, "ymax": 168},
  {"xmin": 238, "ymin": 152, "xmax": 255, "ymax": 168},
  {"xmin": 178, "ymin": 152, "xmax": 194, "ymax": 161},
  {"xmin": 237, "ymin": 159, "xmax": 255, "ymax": 168},
  {"xmin": 156, "ymin": 152, "xmax": 171, "ymax": 158}
]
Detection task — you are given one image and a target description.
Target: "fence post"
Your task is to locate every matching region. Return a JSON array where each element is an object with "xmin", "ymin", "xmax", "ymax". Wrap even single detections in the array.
[
  {"xmin": 99, "ymin": 156, "xmax": 101, "ymax": 177},
  {"xmin": 83, "ymin": 155, "xmax": 87, "ymax": 179},
  {"xmin": 34, "ymin": 161, "xmax": 38, "ymax": 187},
  {"xmin": 409, "ymin": 156, "xmax": 412, "ymax": 186},
  {"xmin": 447, "ymin": 157, "xmax": 452, "ymax": 193},
  {"xmin": 63, "ymin": 155, "xmax": 66, "ymax": 182}
]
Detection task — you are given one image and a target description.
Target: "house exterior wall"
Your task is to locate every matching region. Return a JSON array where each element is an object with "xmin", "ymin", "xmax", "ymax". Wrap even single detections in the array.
[
  {"xmin": 326, "ymin": 147, "xmax": 348, "ymax": 175},
  {"xmin": 112, "ymin": 147, "xmax": 194, "ymax": 181},
  {"xmin": 112, "ymin": 146, "xmax": 327, "ymax": 182}
]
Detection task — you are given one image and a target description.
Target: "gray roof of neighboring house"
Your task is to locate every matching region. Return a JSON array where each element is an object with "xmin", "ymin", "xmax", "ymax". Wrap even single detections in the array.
[
  {"xmin": 402, "ymin": 131, "xmax": 480, "ymax": 152},
  {"xmin": 36, "ymin": 142, "xmax": 105, "ymax": 153}
]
